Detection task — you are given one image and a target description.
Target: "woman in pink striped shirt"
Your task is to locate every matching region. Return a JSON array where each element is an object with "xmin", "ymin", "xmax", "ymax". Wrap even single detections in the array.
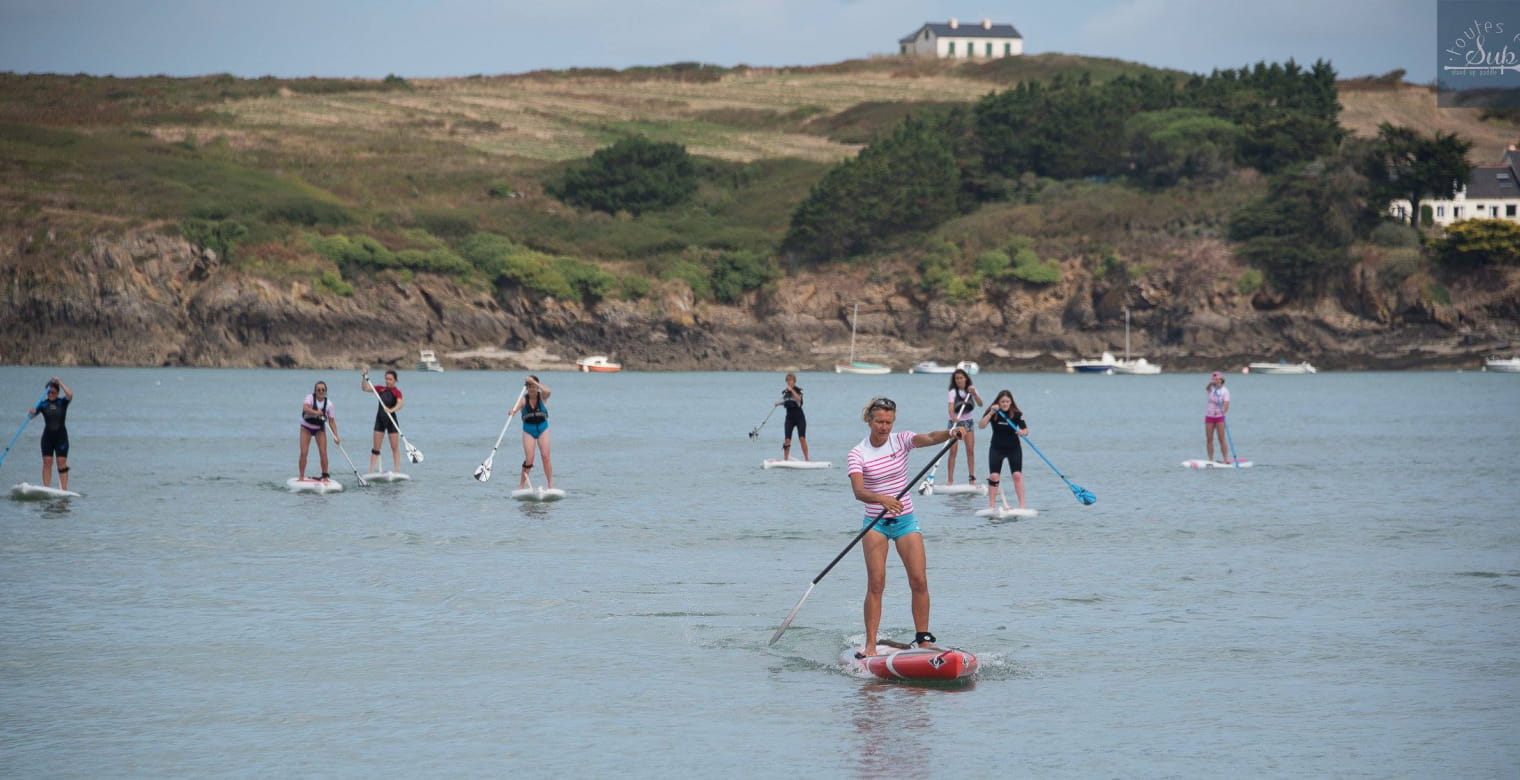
[{"xmin": 847, "ymin": 397, "xmax": 962, "ymax": 656}]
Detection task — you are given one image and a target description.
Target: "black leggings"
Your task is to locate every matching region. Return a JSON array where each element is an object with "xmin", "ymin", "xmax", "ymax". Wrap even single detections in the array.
[
  {"xmin": 784, "ymin": 412, "xmax": 807, "ymax": 440},
  {"xmin": 988, "ymin": 444, "xmax": 1021, "ymax": 476}
]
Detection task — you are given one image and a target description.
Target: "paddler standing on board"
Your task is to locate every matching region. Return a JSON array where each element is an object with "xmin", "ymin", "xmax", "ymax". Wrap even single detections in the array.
[
  {"xmin": 361, "ymin": 368, "xmax": 405, "ymax": 473},
  {"xmin": 847, "ymin": 397, "xmax": 963, "ymax": 656},
  {"xmin": 29, "ymin": 376, "xmax": 73, "ymax": 492},
  {"xmin": 298, "ymin": 380, "xmax": 341, "ymax": 480}
]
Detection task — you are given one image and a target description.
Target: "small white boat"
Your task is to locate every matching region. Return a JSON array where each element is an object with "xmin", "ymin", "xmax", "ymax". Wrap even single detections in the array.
[
  {"xmin": 1110, "ymin": 308, "xmax": 1162, "ymax": 375},
  {"xmin": 1247, "ymin": 360, "xmax": 1317, "ymax": 375},
  {"xmin": 835, "ymin": 303, "xmax": 892, "ymax": 375},
  {"xmin": 1484, "ymin": 355, "xmax": 1520, "ymax": 373},
  {"xmin": 1065, "ymin": 351, "xmax": 1116, "ymax": 374},
  {"xmin": 576, "ymin": 355, "xmax": 622, "ymax": 373},
  {"xmin": 1111, "ymin": 358, "xmax": 1161, "ymax": 375},
  {"xmin": 416, "ymin": 349, "xmax": 444, "ymax": 372},
  {"xmin": 910, "ymin": 360, "xmax": 979, "ymax": 375}
]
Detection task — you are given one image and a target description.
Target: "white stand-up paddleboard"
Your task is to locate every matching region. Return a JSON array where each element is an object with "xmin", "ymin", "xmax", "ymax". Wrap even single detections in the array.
[
  {"xmin": 923, "ymin": 483, "xmax": 987, "ymax": 496},
  {"xmin": 511, "ymin": 486, "xmax": 567, "ymax": 502},
  {"xmin": 10, "ymin": 482, "xmax": 82, "ymax": 500},
  {"xmin": 975, "ymin": 506, "xmax": 1038, "ymax": 519},
  {"xmin": 762, "ymin": 459, "xmax": 832, "ymax": 469},
  {"xmin": 1181, "ymin": 459, "xmax": 1254, "ymax": 469},
  {"xmin": 361, "ymin": 471, "xmax": 411, "ymax": 483},
  {"xmin": 286, "ymin": 477, "xmax": 344, "ymax": 493}
]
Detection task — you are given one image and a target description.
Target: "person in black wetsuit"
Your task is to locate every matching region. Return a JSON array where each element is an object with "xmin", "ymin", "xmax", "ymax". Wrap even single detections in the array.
[
  {"xmin": 361, "ymin": 368, "xmax": 406, "ymax": 473},
  {"xmin": 977, "ymin": 389, "xmax": 1029, "ymax": 510},
  {"xmin": 29, "ymin": 376, "xmax": 73, "ymax": 491},
  {"xmin": 774, "ymin": 372, "xmax": 811, "ymax": 461}
]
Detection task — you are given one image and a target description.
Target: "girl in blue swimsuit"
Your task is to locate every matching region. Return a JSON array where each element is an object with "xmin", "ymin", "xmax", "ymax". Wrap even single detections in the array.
[{"xmin": 510, "ymin": 375, "xmax": 554, "ymax": 489}]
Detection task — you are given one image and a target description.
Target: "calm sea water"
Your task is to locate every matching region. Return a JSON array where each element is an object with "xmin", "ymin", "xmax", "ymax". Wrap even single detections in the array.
[{"xmin": 2, "ymin": 366, "xmax": 1517, "ymax": 778}]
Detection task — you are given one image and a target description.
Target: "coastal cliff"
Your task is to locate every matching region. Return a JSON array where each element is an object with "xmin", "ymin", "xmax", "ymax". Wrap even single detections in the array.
[{"xmin": 4, "ymin": 227, "xmax": 1515, "ymax": 372}]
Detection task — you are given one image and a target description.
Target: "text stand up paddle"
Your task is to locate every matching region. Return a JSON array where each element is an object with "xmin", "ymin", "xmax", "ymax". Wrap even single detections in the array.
[{"xmin": 769, "ymin": 434, "xmax": 959, "ymax": 646}]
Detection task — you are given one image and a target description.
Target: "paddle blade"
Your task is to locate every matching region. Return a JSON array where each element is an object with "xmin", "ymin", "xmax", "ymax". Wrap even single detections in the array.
[
  {"xmin": 474, "ymin": 463, "xmax": 492, "ymax": 482},
  {"xmin": 1071, "ymin": 484, "xmax": 1096, "ymax": 505},
  {"xmin": 768, "ymin": 582, "xmax": 816, "ymax": 646}
]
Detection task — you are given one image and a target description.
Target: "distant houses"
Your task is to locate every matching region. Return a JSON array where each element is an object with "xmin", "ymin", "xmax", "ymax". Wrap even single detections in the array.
[
  {"xmin": 1392, "ymin": 146, "xmax": 1520, "ymax": 227},
  {"xmin": 899, "ymin": 18, "xmax": 1023, "ymax": 59}
]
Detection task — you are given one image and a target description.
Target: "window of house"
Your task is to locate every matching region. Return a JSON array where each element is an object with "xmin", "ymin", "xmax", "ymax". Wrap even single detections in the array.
[
  {"xmin": 1455, "ymin": 206, "xmax": 1464, "ymax": 218},
  {"xmin": 1005, "ymin": 42, "xmax": 1012, "ymax": 55},
  {"xmin": 967, "ymin": 44, "xmax": 974, "ymax": 57},
  {"xmin": 948, "ymin": 42, "xmax": 955, "ymax": 55},
  {"xmin": 1507, "ymin": 204, "xmax": 1516, "ymax": 217},
  {"xmin": 985, "ymin": 42, "xmax": 992, "ymax": 56},
  {"xmin": 1493, "ymin": 205, "xmax": 1501, "ymax": 216},
  {"xmin": 1437, "ymin": 206, "xmax": 1446, "ymax": 217}
]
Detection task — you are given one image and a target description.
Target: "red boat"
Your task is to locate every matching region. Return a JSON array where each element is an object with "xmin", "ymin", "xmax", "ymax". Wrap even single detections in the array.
[{"xmin": 841, "ymin": 643, "xmax": 978, "ymax": 681}]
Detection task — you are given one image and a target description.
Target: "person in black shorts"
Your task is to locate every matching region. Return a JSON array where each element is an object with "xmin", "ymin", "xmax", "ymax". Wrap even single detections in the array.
[
  {"xmin": 361, "ymin": 368, "xmax": 405, "ymax": 473},
  {"xmin": 977, "ymin": 389, "xmax": 1028, "ymax": 510},
  {"xmin": 29, "ymin": 376, "xmax": 73, "ymax": 491},
  {"xmin": 775, "ymin": 372, "xmax": 811, "ymax": 461}
]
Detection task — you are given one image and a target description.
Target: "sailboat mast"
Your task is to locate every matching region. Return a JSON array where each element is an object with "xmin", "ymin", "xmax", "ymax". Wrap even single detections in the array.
[
  {"xmin": 849, "ymin": 302, "xmax": 859, "ymax": 363},
  {"xmin": 1124, "ymin": 307, "xmax": 1131, "ymax": 361}
]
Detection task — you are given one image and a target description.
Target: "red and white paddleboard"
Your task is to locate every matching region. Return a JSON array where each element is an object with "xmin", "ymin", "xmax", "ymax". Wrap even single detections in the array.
[
  {"xmin": 840, "ymin": 644, "xmax": 978, "ymax": 681},
  {"xmin": 1181, "ymin": 459, "xmax": 1254, "ymax": 469}
]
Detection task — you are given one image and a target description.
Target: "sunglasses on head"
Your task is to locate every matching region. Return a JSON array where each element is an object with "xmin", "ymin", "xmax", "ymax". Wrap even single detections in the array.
[{"xmin": 868, "ymin": 397, "xmax": 896, "ymax": 412}]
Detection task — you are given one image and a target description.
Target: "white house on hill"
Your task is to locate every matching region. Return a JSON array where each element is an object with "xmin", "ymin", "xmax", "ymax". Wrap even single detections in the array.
[
  {"xmin": 1391, "ymin": 146, "xmax": 1520, "ymax": 227},
  {"xmin": 899, "ymin": 18, "xmax": 1023, "ymax": 59}
]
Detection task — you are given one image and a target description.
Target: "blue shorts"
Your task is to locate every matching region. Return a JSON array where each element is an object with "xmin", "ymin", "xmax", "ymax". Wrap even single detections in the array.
[
  {"xmin": 864, "ymin": 512, "xmax": 920, "ymax": 540},
  {"xmin": 523, "ymin": 421, "xmax": 548, "ymax": 439}
]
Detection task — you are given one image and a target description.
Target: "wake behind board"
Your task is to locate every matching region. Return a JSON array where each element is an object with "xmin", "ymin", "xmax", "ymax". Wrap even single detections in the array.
[
  {"xmin": 975, "ymin": 506, "xmax": 1038, "ymax": 519},
  {"xmin": 1181, "ymin": 459, "xmax": 1254, "ymax": 469},
  {"xmin": 10, "ymin": 482, "xmax": 81, "ymax": 500},
  {"xmin": 923, "ymin": 483, "xmax": 986, "ymax": 496},
  {"xmin": 286, "ymin": 477, "xmax": 344, "ymax": 494},
  {"xmin": 511, "ymin": 486, "xmax": 567, "ymax": 502},
  {"xmin": 762, "ymin": 459, "xmax": 832, "ymax": 469},
  {"xmin": 840, "ymin": 644, "xmax": 978, "ymax": 682},
  {"xmin": 361, "ymin": 471, "xmax": 411, "ymax": 483}
]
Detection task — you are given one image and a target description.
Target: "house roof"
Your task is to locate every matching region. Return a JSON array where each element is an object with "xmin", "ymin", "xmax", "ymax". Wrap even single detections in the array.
[
  {"xmin": 898, "ymin": 20, "xmax": 1023, "ymax": 43},
  {"xmin": 1465, "ymin": 165, "xmax": 1520, "ymax": 199}
]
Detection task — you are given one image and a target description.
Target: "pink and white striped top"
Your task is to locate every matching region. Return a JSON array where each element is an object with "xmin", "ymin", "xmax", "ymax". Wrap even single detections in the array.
[{"xmin": 846, "ymin": 430, "xmax": 918, "ymax": 517}]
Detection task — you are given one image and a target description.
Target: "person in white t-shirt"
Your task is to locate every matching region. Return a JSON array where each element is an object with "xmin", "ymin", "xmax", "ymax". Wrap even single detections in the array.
[{"xmin": 846, "ymin": 396, "xmax": 962, "ymax": 656}]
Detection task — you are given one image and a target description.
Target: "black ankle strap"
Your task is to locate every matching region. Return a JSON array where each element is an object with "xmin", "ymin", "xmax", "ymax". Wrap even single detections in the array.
[{"xmin": 913, "ymin": 631, "xmax": 936, "ymax": 647}]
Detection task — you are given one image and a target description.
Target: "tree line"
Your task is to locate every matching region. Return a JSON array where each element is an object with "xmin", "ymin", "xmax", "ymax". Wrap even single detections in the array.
[{"xmin": 547, "ymin": 59, "xmax": 1507, "ymax": 302}]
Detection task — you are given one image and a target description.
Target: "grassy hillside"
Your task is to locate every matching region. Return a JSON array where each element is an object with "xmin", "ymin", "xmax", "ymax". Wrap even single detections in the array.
[{"xmin": 2, "ymin": 57, "xmax": 1513, "ymax": 299}]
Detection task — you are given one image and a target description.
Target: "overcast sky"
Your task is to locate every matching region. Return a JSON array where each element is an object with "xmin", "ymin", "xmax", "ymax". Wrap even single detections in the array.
[{"xmin": 0, "ymin": 0, "xmax": 1431, "ymax": 82}]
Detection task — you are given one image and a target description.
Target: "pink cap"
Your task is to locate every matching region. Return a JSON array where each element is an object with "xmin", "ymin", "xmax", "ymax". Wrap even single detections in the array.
[{"xmin": 1210, "ymin": 371, "xmax": 1222, "ymax": 378}]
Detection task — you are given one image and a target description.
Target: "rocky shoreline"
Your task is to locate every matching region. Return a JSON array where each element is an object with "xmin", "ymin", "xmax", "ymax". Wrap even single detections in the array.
[{"xmin": 2, "ymin": 230, "xmax": 1517, "ymax": 373}]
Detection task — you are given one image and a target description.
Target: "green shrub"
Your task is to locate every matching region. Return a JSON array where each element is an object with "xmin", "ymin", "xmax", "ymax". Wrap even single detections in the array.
[
  {"xmin": 710, "ymin": 250, "xmax": 779, "ymax": 303},
  {"xmin": 179, "ymin": 217, "xmax": 248, "ymax": 260},
  {"xmin": 1237, "ymin": 267, "xmax": 1264, "ymax": 295},
  {"xmin": 975, "ymin": 249, "xmax": 1012, "ymax": 278},
  {"xmin": 1009, "ymin": 250, "xmax": 1062, "ymax": 284},
  {"xmin": 1434, "ymin": 218, "xmax": 1520, "ymax": 268},
  {"xmin": 263, "ymin": 197, "xmax": 353, "ymax": 227},
  {"xmin": 547, "ymin": 135, "xmax": 698, "ymax": 215},
  {"xmin": 318, "ymin": 269, "xmax": 353, "ymax": 296},
  {"xmin": 1369, "ymin": 221, "xmax": 1420, "ymax": 248},
  {"xmin": 1380, "ymin": 248, "xmax": 1424, "ymax": 282}
]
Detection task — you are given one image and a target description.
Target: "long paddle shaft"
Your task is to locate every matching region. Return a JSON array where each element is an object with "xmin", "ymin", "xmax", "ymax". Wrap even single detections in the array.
[
  {"xmin": 749, "ymin": 405, "xmax": 778, "ymax": 439},
  {"xmin": 1223, "ymin": 417, "xmax": 1242, "ymax": 469},
  {"xmin": 768, "ymin": 433, "xmax": 961, "ymax": 646},
  {"xmin": 0, "ymin": 385, "xmax": 50, "ymax": 472},
  {"xmin": 365, "ymin": 374, "xmax": 422, "ymax": 464},
  {"xmin": 332, "ymin": 433, "xmax": 368, "ymax": 487},
  {"xmin": 474, "ymin": 387, "xmax": 527, "ymax": 482},
  {"xmin": 1010, "ymin": 413, "xmax": 1096, "ymax": 506}
]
